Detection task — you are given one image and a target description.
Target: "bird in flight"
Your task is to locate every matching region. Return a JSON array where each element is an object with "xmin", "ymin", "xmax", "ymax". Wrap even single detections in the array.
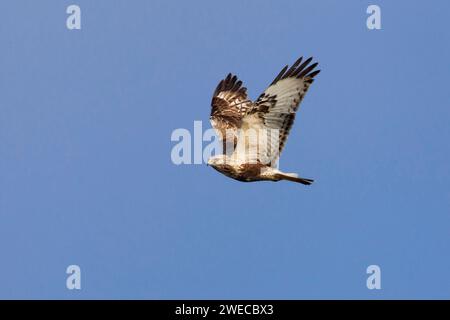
[{"xmin": 208, "ymin": 56, "xmax": 320, "ymax": 185}]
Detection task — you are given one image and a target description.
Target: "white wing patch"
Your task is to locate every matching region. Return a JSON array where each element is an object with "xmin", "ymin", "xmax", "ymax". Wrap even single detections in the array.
[{"xmin": 231, "ymin": 57, "xmax": 320, "ymax": 165}]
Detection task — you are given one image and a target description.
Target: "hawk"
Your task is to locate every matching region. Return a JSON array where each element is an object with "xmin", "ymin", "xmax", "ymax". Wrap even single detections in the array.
[{"xmin": 208, "ymin": 56, "xmax": 320, "ymax": 185}]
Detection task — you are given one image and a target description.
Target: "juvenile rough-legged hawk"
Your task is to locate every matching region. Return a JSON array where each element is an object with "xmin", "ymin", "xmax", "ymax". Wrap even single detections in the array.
[{"xmin": 208, "ymin": 56, "xmax": 320, "ymax": 185}]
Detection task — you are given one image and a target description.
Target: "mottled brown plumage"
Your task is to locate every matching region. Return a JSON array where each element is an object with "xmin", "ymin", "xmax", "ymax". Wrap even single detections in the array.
[{"xmin": 210, "ymin": 74, "xmax": 251, "ymax": 152}]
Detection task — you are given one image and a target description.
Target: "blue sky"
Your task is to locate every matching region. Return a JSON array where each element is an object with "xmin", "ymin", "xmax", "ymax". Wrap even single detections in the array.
[{"xmin": 0, "ymin": 0, "xmax": 449, "ymax": 299}]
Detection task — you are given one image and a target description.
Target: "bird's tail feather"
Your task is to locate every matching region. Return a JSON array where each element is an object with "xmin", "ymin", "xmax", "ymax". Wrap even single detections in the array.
[{"xmin": 276, "ymin": 172, "xmax": 314, "ymax": 185}]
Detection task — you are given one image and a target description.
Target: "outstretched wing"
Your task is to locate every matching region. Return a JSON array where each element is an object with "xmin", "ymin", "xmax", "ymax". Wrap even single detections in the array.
[
  {"xmin": 210, "ymin": 74, "xmax": 252, "ymax": 152},
  {"xmin": 235, "ymin": 57, "xmax": 320, "ymax": 164}
]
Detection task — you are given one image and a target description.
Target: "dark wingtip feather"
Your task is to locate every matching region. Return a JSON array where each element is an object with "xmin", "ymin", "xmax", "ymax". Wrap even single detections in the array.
[
  {"xmin": 271, "ymin": 65, "xmax": 289, "ymax": 85},
  {"xmin": 307, "ymin": 69, "xmax": 321, "ymax": 78},
  {"xmin": 269, "ymin": 56, "xmax": 321, "ymax": 86},
  {"xmin": 298, "ymin": 62, "xmax": 318, "ymax": 78},
  {"xmin": 212, "ymin": 72, "xmax": 249, "ymax": 99},
  {"xmin": 283, "ymin": 56, "xmax": 303, "ymax": 79}
]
